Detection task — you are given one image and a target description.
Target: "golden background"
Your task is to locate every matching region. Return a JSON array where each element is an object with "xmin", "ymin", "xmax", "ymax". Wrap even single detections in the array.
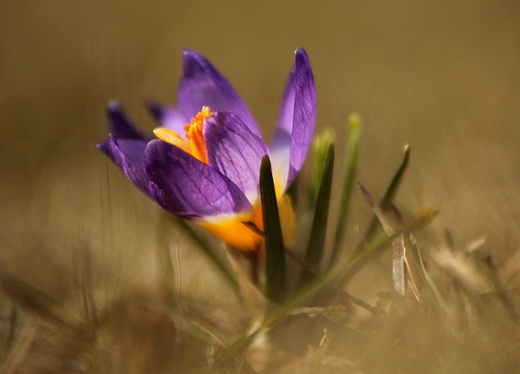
[{"xmin": 1, "ymin": 1, "xmax": 519, "ymax": 372}]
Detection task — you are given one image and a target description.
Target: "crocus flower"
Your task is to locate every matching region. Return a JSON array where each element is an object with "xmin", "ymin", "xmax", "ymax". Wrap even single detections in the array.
[{"xmin": 98, "ymin": 47, "xmax": 316, "ymax": 254}]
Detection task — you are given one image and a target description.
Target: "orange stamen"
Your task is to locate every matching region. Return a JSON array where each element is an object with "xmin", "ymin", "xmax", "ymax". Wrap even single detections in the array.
[
  {"xmin": 184, "ymin": 106, "xmax": 210, "ymax": 164},
  {"xmin": 153, "ymin": 106, "xmax": 211, "ymax": 164}
]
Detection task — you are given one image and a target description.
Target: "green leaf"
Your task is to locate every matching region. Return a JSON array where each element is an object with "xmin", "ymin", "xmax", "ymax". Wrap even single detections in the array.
[
  {"xmin": 260, "ymin": 155, "xmax": 286, "ymax": 302},
  {"xmin": 216, "ymin": 209, "xmax": 437, "ymax": 366},
  {"xmin": 330, "ymin": 114, "xmax": 361, "ymax": 266},
  {"xmin": 336, "ymin": 145, "xmax": 410, "ymax": 288},
  {"xmin": 310, "ymin": 130, "xmax": 335, "ymax": 207},
  {"xmin": 355, "ymin": 145, "xmax": 410, "ymax": 255},
  {"xmin": 381, "ymin": 144, "xmax": 411, "ymax": 209},
  {"xmin": 269, "ymin": 208, "xmax": 437, "ymax": 326},
  {"xmin": 298, "ymin": 143, "xmax": 335, "ymax": 288}
]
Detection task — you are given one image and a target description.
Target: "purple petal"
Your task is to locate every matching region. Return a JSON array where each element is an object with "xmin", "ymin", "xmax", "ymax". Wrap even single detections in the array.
[
  {"xmin": 98, "ymin": 136, "xmax": 151, "ymax": 196},
  {"xmin": 146, "ymin": 102, "xmax": 187, "ymax": 134},
  {"xmin": 97, "ymin": 103, "xmax": 152, "ymax": 195},
  {"xmin": 177, "ymin": 49, "xmax": 261, "ymax": 137},
  {"xmin": 270, "ymin": 47, "xmax": 316, "ymax": 190},
  {"xmin": 105, "ymin": 101, "xmax": 151, "ymax": 142},
  {"xmin": 204, "ymin": 111, "xmax": 269, "ymax": 202},
  {"xmin": 144, "ymin": 140, "xmax": 252, "ymax": 219}
]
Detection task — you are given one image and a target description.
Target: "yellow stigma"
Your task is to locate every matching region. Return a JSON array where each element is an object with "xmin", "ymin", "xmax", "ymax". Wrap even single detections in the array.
[{"xmin": 153, "ymin": 106, "xmax": 211, "ymax": 164}]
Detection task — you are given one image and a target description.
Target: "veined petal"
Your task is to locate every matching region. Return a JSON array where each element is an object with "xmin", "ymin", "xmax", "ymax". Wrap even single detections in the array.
[
  {"xmin": 204, "ymin": 111, "xmax": 269, "ymax": 203},
  {"xmin": 178, "ymin": 49, "xmax": 261, "ymax": 137},
  {"xmin": 270, "ymin": 47, "xmax": 316, "ymax": 192},
  {"xmin": 97, "ymin": 103, "xmax": 151, "ymax": 195},
  {"xmin": 98, "ymin": 137, "xmax": 151, "ymax": 196},
  {"xmin": 146, "ymin": 102, "xmax": 187, "ymax": 134},
  {"xmin": 144, "ymin": 140, "xmax": 252, "ymax": 220}
]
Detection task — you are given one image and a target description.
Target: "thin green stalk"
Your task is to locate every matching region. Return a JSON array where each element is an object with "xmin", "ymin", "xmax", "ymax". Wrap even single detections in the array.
[
  {"xmin": 310, "ymin": 130, "xmax": 335, "ymax": 207},
  {"xmin": 336, "ymin": 146, "xmax": 411, "ymax": 290},
  {"xmin": 330, "ymin": 115, "xmax": 361, "ymax": 265},
  {"xmin": 353, "ymin": 145, "xmax": 410, "ymax": 255},
  {"xmin": 358, "ymin": 181, "xmax": 406, "ymax": 295},
  {"xmin": 299, "ymin": 143, "xmax": 335, "ymax": 287},
  {"xmin": 268, "ymin": 209, "xmax": 436, "ymax": 327},
  {"xmin": 217, "ymin": 209, "xmax": 437, "ymax": 365}
]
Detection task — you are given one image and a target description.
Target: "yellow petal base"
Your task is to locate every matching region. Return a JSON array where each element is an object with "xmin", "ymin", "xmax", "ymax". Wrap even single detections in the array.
[
  {"xmin": 196, "ymin": 195, "xmax": 295, "ymax": 254},
  {"xmin": 197, "ymin": 211, "xmax": 264, "ymax": 254}
]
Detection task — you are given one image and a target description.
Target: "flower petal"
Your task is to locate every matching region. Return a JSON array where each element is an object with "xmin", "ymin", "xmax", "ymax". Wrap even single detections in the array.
[
  {"xmin": 144, "ymin": 140, "xmax": 252, "ymax": 219},
  {"xmin": 97, "ymin": 103, "xmax": 151, "ymax": 195},
  {"xmin": 105, "ymin": 101, "xmax": 151, "ymax": 142},
  {"xmin": 99, "ymin": 137, "xmax": 151, "ymax": 196},
  {"xmin": 146, "ymin": 102, "xmax": 187, "ymax": 133},
  {"xmin": 178, "ymin": 49, "xmax": 261, "ymax": 137},
  {"xmin": 197, "ymin": 216, "xmax": 263, "ymax": 254},
  {"xmin": 270, "ymin": 47, "xmax": 316, "ymax": 191},
  {"xmin": 204, "ymin": 111, "xmax": 269, "ymax": 203}
]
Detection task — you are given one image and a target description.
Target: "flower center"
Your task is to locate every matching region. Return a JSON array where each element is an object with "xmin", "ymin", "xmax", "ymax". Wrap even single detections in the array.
[
  {"xmin": 183, "ymin": 106, "xmax": 210, "ymax": 164},
  {"xmin": 153, "ymin": 106, "xmax": 211, "ymax": 164}
]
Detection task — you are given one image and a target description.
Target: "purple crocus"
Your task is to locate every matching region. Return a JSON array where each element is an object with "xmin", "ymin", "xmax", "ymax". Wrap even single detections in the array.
[{"xmin": 98, "ymin": 47, "xmax": 316, "ymax": 253}]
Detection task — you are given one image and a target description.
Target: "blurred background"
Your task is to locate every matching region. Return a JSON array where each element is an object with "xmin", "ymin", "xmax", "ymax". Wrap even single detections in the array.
[{"xmin": 1, "ymin": 1, "xmax": 519, "ymax": 372}]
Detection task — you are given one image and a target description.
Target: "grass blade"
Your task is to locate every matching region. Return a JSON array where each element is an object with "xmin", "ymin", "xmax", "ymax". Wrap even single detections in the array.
[
  {"xmin": 358, "ymin": 182, "xmax": 406, "ymax": 295},
  {"xmin": 217, "ymin": 209, "xmax": 437, "ymax": 365},
  {"xmin": 309, "ymin": 130, "xmax": 335, "ymax": 207},
  {"xmin": 381, "ymin": 144, "xmax": 410, "ymax": 209},
  {"xmin": 307, "ymin": 144, "xmax": 411, "ymax": 305},
  {"xmin": 354, "ymin": 145, "xmax": 410, "ymax": 255},
  {"xmin": 260, "ymin": 155, "xmax": 286, "ymax": 302},
  {"xmin": 392, "ymin": 235, "xmax": 406, "ymax": 296},
  {"xmin": 408, "ymin": 233, "xmax": 446, "ymax": 310},
  {"xmin": 330, "ymin": 114, "xmax": 361, "ymax": 265},
  {"xmin": 271, "ymin": 209, "xmax": 436, "ymax": 325},
  {"xmin": 299, "ymin": 143, "xmax": 335, "ymax": 287}
]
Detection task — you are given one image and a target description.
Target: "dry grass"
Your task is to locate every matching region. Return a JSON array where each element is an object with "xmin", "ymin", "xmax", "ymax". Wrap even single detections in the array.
[{"xmin": 1, "ymin": 188, "xmax": 519, "ymax": 373}]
